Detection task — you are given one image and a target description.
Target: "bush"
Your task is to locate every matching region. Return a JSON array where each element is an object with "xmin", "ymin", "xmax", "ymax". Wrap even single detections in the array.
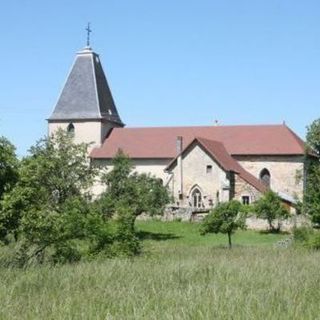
[
  {"xmin": 293, "ymin": 226, "xmax": 320, "ymax": 250},
  {"xmin": 308, "ymin": 233, "xmax": 320, "ymax": 249},
  {"xmin": 110, "ymin": 205, "xmax": 141, "ymax": 257},
  {"xmin": 293, "ymin": 226, "xmax": 313, "ymax": 243},
  {"xmin": 253, "ymin": 191, "xmax": 289, "ymax": 232}
]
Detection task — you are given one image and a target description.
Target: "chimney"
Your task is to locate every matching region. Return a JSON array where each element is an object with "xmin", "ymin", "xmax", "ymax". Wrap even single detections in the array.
[
  {"xmin": 176, "ymin": 136, "xmax": 183, "ymax": 200},
  {"xmin": 176, "ymin": 136, "xmax": 183, "ymax": 154}
]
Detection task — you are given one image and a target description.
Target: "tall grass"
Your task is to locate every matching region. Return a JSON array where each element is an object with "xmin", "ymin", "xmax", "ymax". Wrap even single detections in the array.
[{"xmin": 0, "ymin": 222, "xmax": 319, "ymax": 320}]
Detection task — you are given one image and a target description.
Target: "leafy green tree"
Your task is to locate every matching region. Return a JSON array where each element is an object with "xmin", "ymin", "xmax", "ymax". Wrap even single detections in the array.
[
  {"xmin": 200, "ymin": 200, "xmax": 246, "ymax": 248},
  {"xmin": 253, "ymin": 190, "xmax": 289, "ymax": 232},
  {"xmin": 0, "ymin": 137, "xmax": 19, "ymax": 200},
  {"xmin": 0, "ymin": 129, "xmax": 97, "ymax": 263},
  {"xmin": 98, "ymin": 150, "xmax": 171, "ymax": 231},
  {"xmin": 306, "ymin": 118, "xmax": 320, "ymax": 156},
  {"xmin": 92, "ymin": 150, "xmax": 170, "ymax": 256},
  {"xmin": 0, "ymin": 137, "xmax": 19, "ymax": 240},
  {"xmin": 304, "ymin": 118, "xmax": 320, "ymax": 225}
]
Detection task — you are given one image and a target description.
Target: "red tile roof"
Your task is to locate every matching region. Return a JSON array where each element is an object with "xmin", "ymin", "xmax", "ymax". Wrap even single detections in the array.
[
  {"xmin": 166, "ymin": 137, "xmax": 268, "ymax": 193},
  {"xmin": 90, "ymin": 124, "xmax": 305, "ymax": 159}
]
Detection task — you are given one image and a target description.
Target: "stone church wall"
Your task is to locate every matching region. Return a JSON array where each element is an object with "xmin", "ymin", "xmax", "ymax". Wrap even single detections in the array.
[
  {"xmin": 170, "ymin": 144, "xmax": 230, "ymax": 208},
  {"xmin": 234, "ymin": 155, "xmax": 304, "ymax": 200},
  {"xmin": 233, "ymin": 174, "xmax": 262, "ymax": 204}
]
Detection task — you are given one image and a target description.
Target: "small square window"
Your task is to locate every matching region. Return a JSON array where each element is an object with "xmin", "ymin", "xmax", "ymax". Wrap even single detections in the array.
[
  {"xmin": 206, "ymin": 165, "xmax": 212, "ymax": 173},
  {"xmin": 242, "ymin": 196, "xmax": 250, "ymax": 205}
]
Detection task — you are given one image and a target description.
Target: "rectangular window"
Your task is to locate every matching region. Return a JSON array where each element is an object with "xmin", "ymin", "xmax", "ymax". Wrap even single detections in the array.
[
  {"xmin": 206, "ymin": 165, "xmax": 212, "ymax": 173},
  {"xmin": 242, "ymin": 196, "xmax": 250, "ymax": 205}
]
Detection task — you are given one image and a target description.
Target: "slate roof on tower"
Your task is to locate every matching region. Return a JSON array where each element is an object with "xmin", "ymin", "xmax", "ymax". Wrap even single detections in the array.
[{"xmin": 48, "ymin": 47, "xmax": 123, "ymax": 125}]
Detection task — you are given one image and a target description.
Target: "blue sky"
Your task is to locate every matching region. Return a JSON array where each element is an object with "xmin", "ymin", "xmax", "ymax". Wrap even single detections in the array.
[{"xmin": 0, "ymin": 0, "xmax": 319, "ymax": 156}]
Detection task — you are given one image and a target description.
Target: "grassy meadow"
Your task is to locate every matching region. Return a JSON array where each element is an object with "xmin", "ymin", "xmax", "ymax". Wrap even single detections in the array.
[{"xmin": 1, "ymin": 221, "xmax": 320, "ymax": 320}]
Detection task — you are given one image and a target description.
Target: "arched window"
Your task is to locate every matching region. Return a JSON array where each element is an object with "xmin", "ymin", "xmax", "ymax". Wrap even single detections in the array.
[
  {"xmin": 191, "ymin": 188, "xmax": 202, "ymax": 208},
  {"xmin": 67, "ymin": 123, "xmax": 75, "ymax": 136},
  {"xmin": 260, "ymin": 168, "xmax": 271, "ymax": 187}
]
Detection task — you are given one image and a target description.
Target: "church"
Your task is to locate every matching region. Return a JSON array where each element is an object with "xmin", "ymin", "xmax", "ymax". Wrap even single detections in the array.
[{"xmin": 48, "ymin": 44, "xmax": 306, "ymax": 212}]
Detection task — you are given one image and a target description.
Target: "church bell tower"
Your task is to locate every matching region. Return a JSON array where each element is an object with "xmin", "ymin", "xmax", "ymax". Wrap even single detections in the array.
[{"xmin": 48, "ymin": 27, "xmax": 124, "ymax": 148}]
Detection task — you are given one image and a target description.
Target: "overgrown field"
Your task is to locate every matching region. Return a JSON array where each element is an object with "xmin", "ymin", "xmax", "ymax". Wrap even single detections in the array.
[{"xmin": 1, "ymin": 221, "xmax": 319, "ymax": 320}]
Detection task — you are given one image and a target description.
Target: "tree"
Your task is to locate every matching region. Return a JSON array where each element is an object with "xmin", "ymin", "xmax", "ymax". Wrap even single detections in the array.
[
  {"xmin": 253, "ymin": 190, "xmax": 289, "ymax": 232},
  {"xmin": 304, "ymin": 118, "xmax": 320, "ymax": 225},
  {"xmin": 93, "ymin": 150, "xmax": 170, "ymax": 256},
  {"xmin": 0, "ymin": 129, "xmax": 97, "ymax": 263},
  {"xmin": 200, "ymin": 200, "xmax": 246, "ymax": 248},
  {"xmin": 306, "ymin": 118, "xmax": 320, "ymax": 156},
  {"xmin": 98, "ymin": 150, "xmax": 171, "ymax": 231},
  {"xmin": 0, "ymin": 137, "xmax": 19, "ymax": 240},
  {"xmin": 0, "ymin": 137, "xmax": 19, "ymax": 200}
]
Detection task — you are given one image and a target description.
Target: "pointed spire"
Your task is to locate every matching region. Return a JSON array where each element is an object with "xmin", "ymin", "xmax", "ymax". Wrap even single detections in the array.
[{"xmin": 49, "ymin": 47, "xmax": 124, "ymax": 126}]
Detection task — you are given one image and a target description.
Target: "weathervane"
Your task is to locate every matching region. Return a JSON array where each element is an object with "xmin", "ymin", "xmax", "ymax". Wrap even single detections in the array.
[{"xmin": 86, "ymin": 22, "xmax": 92, "ymax": 47}]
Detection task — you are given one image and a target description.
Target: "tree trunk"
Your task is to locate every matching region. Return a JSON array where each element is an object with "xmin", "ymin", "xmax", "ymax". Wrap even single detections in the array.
[
  {"xmin": 228, "ymin": 232, "xmax": 232, "ymax": 249},
  {"xmin": 268, "ymin": 218, "xmax": 275, "ymax": 232}
]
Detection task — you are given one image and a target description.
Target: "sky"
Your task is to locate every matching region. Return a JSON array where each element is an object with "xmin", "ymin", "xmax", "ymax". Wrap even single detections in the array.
[{"xmin": 0, "ymin": 0, "xmax": 319, "ymax": 157}]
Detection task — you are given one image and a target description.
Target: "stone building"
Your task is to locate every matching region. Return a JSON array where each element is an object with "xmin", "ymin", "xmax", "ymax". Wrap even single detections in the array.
[{"xmin": 48, "ymin": 45, "xmax": 307, "ymax": 212}]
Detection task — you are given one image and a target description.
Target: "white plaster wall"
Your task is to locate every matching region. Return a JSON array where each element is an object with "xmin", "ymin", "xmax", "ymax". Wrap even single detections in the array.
[
  {"xmin": 91, "ymin": 158, "xmax": 171, "ymax": 197},
  {"xmin": 48, "ymin": 121, "xmax": 106, "ymax": 151},
  {"xmin": 171, "ymin": 144, "xmax": 229, "ymax": 208},
  {"xmin": 234, "ymin": 155, "xmax": 304, "ymax": 200}
]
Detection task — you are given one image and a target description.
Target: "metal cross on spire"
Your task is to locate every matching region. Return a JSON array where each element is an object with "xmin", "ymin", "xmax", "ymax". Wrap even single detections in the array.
[{"xmin": 86, "ymin": 22, "xmax": 92, "ymax": 47}]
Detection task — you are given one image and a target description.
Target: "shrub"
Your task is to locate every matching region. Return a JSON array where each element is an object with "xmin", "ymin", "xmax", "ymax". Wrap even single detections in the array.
[
  {"xmin": 293, "ymin": 226, "xmax": 313, "ymax": 243},
  {"xmin": 253, "ymin": 191, "xmax": 289, "ymax": 232},
  {"xmin": 308, "ymin": 233, "xmax": 320, "ymax": 249},
  {"xmin": 110, "ymin": 206, "xmax": 141, "ymax": 256},
  {"xmin": 293, "ymin": 226, "xmax": 320, "ymax": 250}
]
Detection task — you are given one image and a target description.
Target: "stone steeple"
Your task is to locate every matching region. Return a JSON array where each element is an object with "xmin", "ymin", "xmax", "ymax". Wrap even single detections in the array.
[{"xmin": 48, "ymin": 46, "xmax": 124, "ymax": 148}]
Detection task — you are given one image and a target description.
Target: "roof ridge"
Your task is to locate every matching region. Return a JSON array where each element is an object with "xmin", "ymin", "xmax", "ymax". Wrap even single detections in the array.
[
  {"xmin": 117, "ymin": 124, "xmax": 288, "ymax": 130},
  {"xmin": 283, "ymin": 124, "xmax": 305, "ymax": 151},
  {"xmin": 90, "ymin": 51, "xmax": 102, "ymax": 118}
]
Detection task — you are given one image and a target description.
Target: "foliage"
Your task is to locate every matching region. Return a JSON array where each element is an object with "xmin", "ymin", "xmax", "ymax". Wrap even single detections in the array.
[
  {"xmin": 0, "ymin": 130, "xmax": 98, "ymax": 265},
  {"xmin": 110, "ymin": 204, "xmax": 141, "ymax": 256},
  {"xmin": 303, "ymin": 159, "xmax": 320, "ymax": 225},
  {"xmin": 293, "ymin": 226, "xmax": 313, "ymax": 243},
  {"xmin": 200, "ymin": 200, "xmax": 246, "ymax": 248},
  {"xmin": 308, "ymin": 233, "xmax": 320, "ymax": 250},
  {"xmin": 0, "ymin": 136, "xmax": 19, "ymax": 201},
  {"xmin": 306, "ymin": 118, "xmax": 320, "ymax": 156},
  {"xmin": 304, "ymin": 118, "xmax": 320, "ymax": 225},
  {"xmin": 293, "ymin": 226, "xmax": 320, "ymax": 250},
  {"xmin": 93, "ymin": 150, "xmax": 170, "ymax": 256},
  {"xmin": 253, "ymin": 191, "xmax": 289, "ymax": 232},
  {"xmin": 98, "ymin": 150, "xmax": 171, "ymax": 228}
]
